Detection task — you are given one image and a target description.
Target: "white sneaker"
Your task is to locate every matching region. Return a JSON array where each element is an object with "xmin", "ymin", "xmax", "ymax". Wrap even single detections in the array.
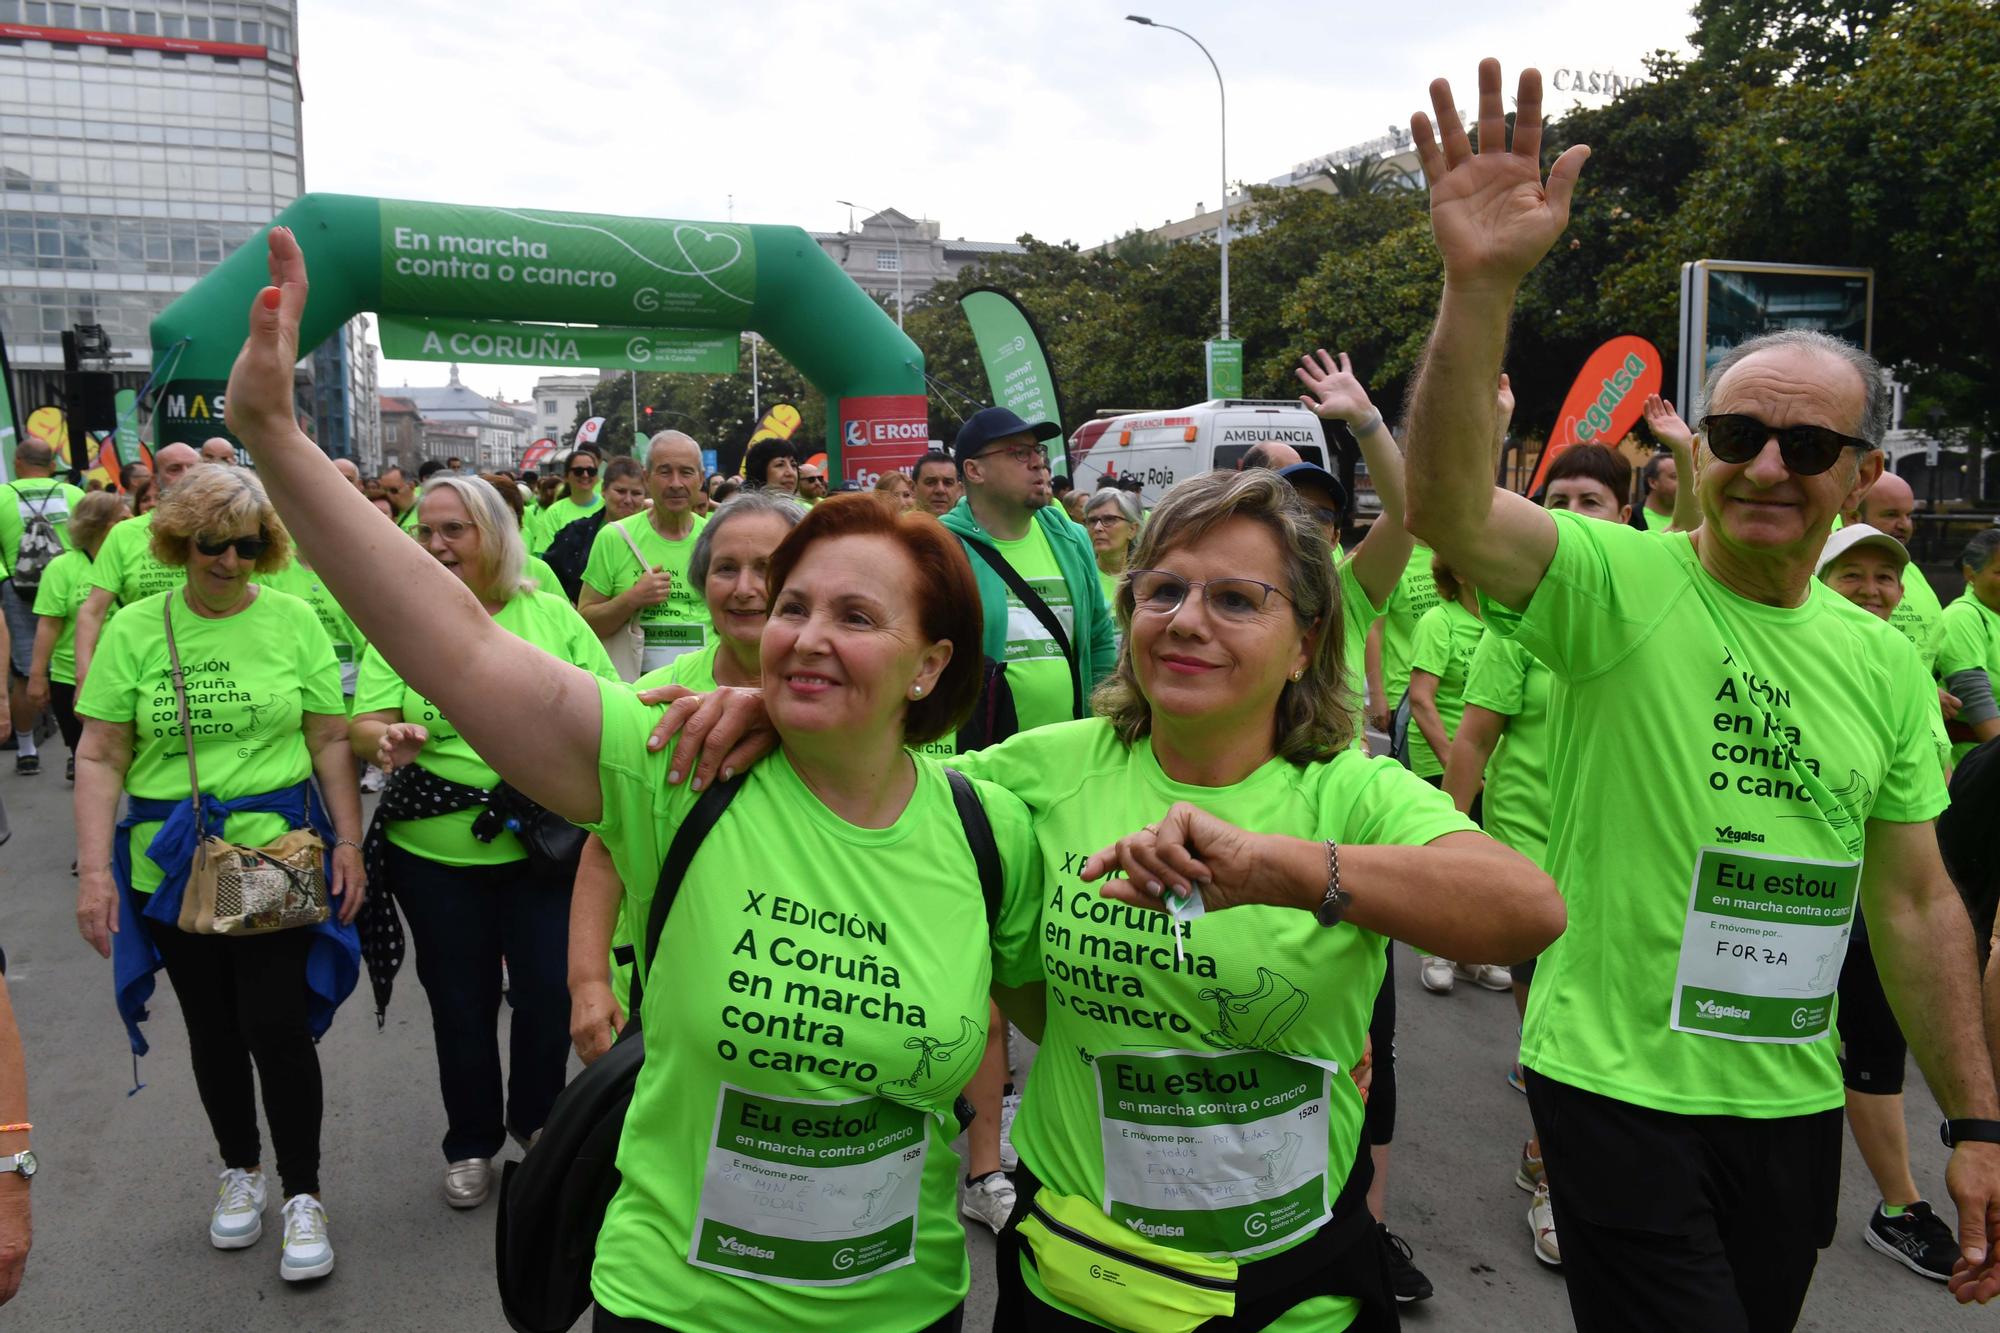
[
  {"xmin": 1419, "ymin": 957, "xmax": 1455, "ymax": 994},
  {"xmin": 1452, "ymin": 961, "xmax": 1514, "ymax": 991},
  {"xmin": 209, "ymin": 1167, "xmax": 267, "ymax": 1249},
  {"xmin": 961, "ymin": 1170, "xmax": 1016, "ymax": 1236},
  {"xmin": 279, "ymin": 1194, "xmax": 335, "ymax": 1281},
  {"xmin": 1528, "ymin": 1182, "xmax": 1561, "ymax": 1267},
  {"xmin": 997, "ymin": 1091, "xmax": 1021, "ymax": 1172},
  {"xmin": 359, "ymin": 765, "xmax": 385, "ymax": 793}
]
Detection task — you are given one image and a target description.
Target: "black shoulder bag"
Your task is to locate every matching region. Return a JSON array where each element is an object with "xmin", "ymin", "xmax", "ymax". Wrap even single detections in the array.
[
  {"xmin": 494, "ymin": 767, "xmax": 1007, "ymax": 1333},
  {"xmin": 958, "ymin": 535, "xmax": 1083, "ymax": 751}
]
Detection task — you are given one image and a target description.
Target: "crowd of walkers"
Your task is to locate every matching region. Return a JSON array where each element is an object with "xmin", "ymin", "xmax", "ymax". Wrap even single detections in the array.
[{"xmin": 0, "ymin": 54, "xmax": 1992, "ymax": 1333}]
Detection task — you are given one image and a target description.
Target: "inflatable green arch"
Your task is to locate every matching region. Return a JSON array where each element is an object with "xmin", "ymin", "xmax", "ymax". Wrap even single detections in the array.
[{"xmin": 148, "ymin": 194, "xmax": 930, "ymax": 481}]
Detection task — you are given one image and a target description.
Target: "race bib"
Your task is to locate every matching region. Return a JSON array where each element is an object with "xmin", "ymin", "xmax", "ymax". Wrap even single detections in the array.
[
  {"xmin": 640, "ymin": 619, "xmax": 705, "ymax": 672},
  {"xmin": 1096, "ymin": 1049, "xmax": 1332, "ymax": 1258},
  {"xmin": 1671, "ymin": 846, "xmax": 1861, "ymax": 1043},
  {"xmin": 692, "ymin": 1084, "xmax": 928, "ymax": 1287},
  {"xmin": 1002, "ymin": 578, "xmax": 1075, "ymax": 663}
]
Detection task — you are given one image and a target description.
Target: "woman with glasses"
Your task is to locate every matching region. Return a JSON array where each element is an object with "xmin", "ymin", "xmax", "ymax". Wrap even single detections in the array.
[
  {"xmin": 544, "ymin": 457, "xmax": 650, "ymax": 604},
  {"xmin": 527, "ymin": 447, "xmax": 604, "ymax": 556},
  {"xmin": 950, "ymin": 470, "xmax": 1561, "ymax": 1328},
  {"xmin": 348, "ymin": 474, "xmax": 617, "ymax": 1212},
  {"xmin": 72, "ymin": 464, "xmax": 365, "ymax": 1284},
  {"xmin": 1084, "ymin": 488, "xmax": 1142, "ymax": 617}
]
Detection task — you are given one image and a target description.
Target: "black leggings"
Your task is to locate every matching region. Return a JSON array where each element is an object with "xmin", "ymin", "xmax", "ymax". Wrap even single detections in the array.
[
  {"xmin": 593, "ymin": 1304, "xmax": 964, "ymax": 1332},
  {"xmin": 150, "ymin": 922, "xmax": 322, "ymax": 1198},
  {"xmin": 48, "ymin": 679, "xmax": 81, "ymax": 751},
  {"xmin": 1365, "ymin": 947, "xmax": 1397, "ymax": 1146}
]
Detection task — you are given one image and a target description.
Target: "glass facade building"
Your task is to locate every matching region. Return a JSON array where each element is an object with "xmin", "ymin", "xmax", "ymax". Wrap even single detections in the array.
[{"xmin": 0, "ymin": 1, "xmax": 302, "ymax": 413}]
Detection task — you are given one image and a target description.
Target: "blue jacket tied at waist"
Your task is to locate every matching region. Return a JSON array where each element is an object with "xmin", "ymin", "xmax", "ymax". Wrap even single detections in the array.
[{"xmin": 112, "ymin": 780, "xmax": 360, "ymax": 1057}]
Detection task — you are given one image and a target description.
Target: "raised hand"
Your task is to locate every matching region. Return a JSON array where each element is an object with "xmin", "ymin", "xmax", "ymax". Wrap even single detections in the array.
[
  {"xmin": 1412, "ymin": 59, "xmax": 1590, "ymax": 293},
  {"xmin": 1642, "ymin": 394, "xmax": 1695, "ymax": 451},
  {"xmin": 224, "ymin": 225, "xmax": 310, "ymax": 445},
  {"xmin": 1295, "ymin": 350, "xmax": 1376, "ymax": 424}
]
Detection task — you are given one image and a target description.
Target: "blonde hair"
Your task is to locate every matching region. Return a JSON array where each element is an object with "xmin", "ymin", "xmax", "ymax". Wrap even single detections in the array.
[
  {"xmin": 421, "ymin": 474, "xmax": 530, "ymax": 600},
  {"xmin": 1093, "ymin": 469, "xmax": 1353, "ymax": 761},
  {"xmin": 149, "ymin": 464, "xmax": 293, "ymax": 572},
  {"xmin": 68, "ymin": 490, "xmax": 131, "ymax": 551}
]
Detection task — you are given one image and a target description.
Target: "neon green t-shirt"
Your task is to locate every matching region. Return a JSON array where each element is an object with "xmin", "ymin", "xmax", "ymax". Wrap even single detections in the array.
[
  {"xmin": 1939, "ymin": 591, "xmax": 2000, "ymax": 765},
  {"xmin": 353, "ymin": 591, "xmax": 617, "ymax": 865},
  {"xmin": 524, "ymin": 553, "xmax": 563, "ymax": 596},
  {"xmin": 1098, "ymin": 568, "xmax": 1124, "ymax": 658},
  {"xmin": 77, "ymin": 587, "xmax": 342, "ymax": 894},
  {"xmin": 1640, "ymin": 505, "xmax": 1672, "ymax": 532},
  {"xmin": 953, "ymin": 719, "xmax": 1475, "ymax": 1330},
  {"xmin": 528, "ymin": 492, "xmax": 604, "ymax": 555},
  {"xmin": 633, "ymin": 637, "xmax": 745, "ymax": 696},
  {"xmin": 1461, "ymin": 629, "xmax": 1556, "ymax": 869},
  {"xmin": 985, "ymin": 521, "xmax": 1075, "ymax": 734},
  {"xmin": 255, "ymin": 560, "xmax": 368, "ymax": 699},
  {"xmin": 0, "ymin": 478, "xmax": 86, "ymax": 578},
  {"xmin": 89, "ymin": 511, "xmax": 185, "ymax": 605},
  {"xmin": 1336, "ymin": 555, "xmax": 1388, "ymax": 741},
  {"xmin": 1405, "ymin": 600, "xmax": 1483, "ymax": 779},
  {"xmin": 30, "ymin": 548, "xmax": 95, "ymax": 685},
  {"xmin": 1489, "ymin": 512, "xmax": 1948, "ymax": 1118},
  {"xmin": 1378, "ymin": 543, "xmax": 1439, "ymax": 708},
  {"xmin": 582, "ymin": 512, "xmax": 709, "ymax": 672},
  {"xmin": 1889, "ymin": 567, "xmax": 1945, "ymax": 673},
  {"xmin": 585, "ymin": 679, "xmax": 1040, "ymax": 1330}
]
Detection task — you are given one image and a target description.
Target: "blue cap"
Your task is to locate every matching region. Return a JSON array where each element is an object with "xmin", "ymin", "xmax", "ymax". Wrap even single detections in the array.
[
  {"xmin": 1276, "ymin": 461, "xmax": 1348, "ymax": 516},
  {"xmin": 952, "ymin": 406, "xmax": 1062, "ymax": 462}
]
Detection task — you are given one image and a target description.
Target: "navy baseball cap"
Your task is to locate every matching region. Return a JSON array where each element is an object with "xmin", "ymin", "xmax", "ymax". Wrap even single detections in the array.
[
  {"xmin": 953, "ymin": 406, "xmax": 1062, "ymax": 462},
  {"xmin": 1276, "ymin": 461, "xmax": 1348, "ymax": 515}
]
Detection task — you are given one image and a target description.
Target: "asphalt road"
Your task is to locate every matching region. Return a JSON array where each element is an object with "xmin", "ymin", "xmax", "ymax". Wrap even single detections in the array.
[{"xmin": 0, "ymin": 754, "xmax": 1982, "ymax": 1332}]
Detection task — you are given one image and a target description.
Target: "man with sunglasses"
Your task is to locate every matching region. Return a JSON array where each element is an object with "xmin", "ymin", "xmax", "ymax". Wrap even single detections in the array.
[{"xmin": 1397, "ymin": 58, "xmax": 2000, "ymax": 1329}]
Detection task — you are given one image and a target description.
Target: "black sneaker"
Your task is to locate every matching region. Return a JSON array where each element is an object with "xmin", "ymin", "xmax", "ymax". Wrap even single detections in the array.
[
  {"xmin": 65, "ymin": 754, "xmax": 73, "ymax": 782},
  {"xmin": 1379, "ymin": 1222, "xmax": 1434, "ymax": 1303},
  {"xmin": 13, "ymin": 754, "xmax": 37, "ymax": 776},
  {"xmin": 1864, "ymin": 1200, "xmax": 1956, "ymax": 1280}
]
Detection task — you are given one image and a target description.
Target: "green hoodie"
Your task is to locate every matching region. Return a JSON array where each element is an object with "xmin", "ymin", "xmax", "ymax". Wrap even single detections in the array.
[{"xmin": 938, "ymin": 497, "xmax": 1118, "ymax": 724}]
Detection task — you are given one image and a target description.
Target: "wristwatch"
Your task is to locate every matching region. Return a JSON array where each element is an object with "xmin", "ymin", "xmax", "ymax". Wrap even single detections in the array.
[
  {"xmin": 1313, "ymin": 840, "xmax": 1351, "ymax": 927},
  {"xmin": 0, "ymin": 1150, "xmax": 35, "ymax": 1181},
  {"xmin": 1940, "ymin": 1119, "xmax": 2000, "ymax": 1148}
]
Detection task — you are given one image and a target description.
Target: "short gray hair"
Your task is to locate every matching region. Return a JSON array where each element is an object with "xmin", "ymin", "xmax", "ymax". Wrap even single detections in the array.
[
  {"xmin": 1700, "ymin": 330, "xmax": 1890, "ymax": 447},
  {"xmin": 1084, "ymin": 487, "xmax": 1143, "ymax": 526},
  {"xmin": 1962, "ymin": 528, "xmax": 2000, "ymax": 577},
  {"xmin": 689, "ymin": 490, "xmax": 808, "ymax": 587},
  {"xmin": 422, "ymin": 474, "xmax": 528, "ymax": 599}
]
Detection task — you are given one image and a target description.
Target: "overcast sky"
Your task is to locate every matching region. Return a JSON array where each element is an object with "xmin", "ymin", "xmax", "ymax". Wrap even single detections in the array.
[{"xmin": 298, "ymin": 0, "xmax": 1698, "ymax": 401}]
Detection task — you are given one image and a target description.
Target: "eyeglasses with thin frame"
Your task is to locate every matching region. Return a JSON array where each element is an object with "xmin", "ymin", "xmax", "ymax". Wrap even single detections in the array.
[
  {"xmin": 415, "ymin": 520, "xmax": 477, "ymax": 544},
  {"xmin": 193, "ymin": 532, "xmax": 268, "ymax": 560},
  {"xmin": 980, "ymin": 442, "xmax": 1050, "ymax": 469},
  {"xmin": 1128, "ymin": 569, "xmax": 1294, "ymax": 622},
  {"xmin": 1084, "ymin": 513, "xmax": 1132, "ymax": 529},
  {"xmin": 1699, "ymin": 414, "xmax": 1867, "ymax": 477}
]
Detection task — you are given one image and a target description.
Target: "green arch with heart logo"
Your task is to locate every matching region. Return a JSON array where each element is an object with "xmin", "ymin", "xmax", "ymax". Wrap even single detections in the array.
[{"xmin": 149, "ymin": 193, "xmax": 927, "ymax": 480}]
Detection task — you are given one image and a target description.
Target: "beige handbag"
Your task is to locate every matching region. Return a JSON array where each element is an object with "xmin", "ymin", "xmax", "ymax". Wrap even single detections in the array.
[
  {"xmin": 162, "ymin": 595, "xmax": 330, "ymax": 936},
  {"xmin": 601, "ymin": 521, "xmax": 652, "ymax": 682}
]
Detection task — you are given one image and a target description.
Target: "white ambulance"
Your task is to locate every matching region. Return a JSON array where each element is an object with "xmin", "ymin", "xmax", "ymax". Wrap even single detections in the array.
[{"xmin": 1067, "ymin": 399, "xmax": 1376, "ymax": 514}]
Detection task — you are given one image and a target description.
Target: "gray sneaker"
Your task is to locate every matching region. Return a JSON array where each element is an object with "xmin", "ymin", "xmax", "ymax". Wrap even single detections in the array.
[
  {"xmin": 444, "ymin": 1157, "xmax": 492, "ymax": 1209},
  {"xmin": 279, "ymin": 1194, "xmax": 335, "ymax": 1281},
  {"xmin": 961, "ymin": 1170, "xmax": 1016, "ymax": 1236},
  {"xmin": 209, "ymin": 1167, "xmax": 267, "ymax": 1249}
]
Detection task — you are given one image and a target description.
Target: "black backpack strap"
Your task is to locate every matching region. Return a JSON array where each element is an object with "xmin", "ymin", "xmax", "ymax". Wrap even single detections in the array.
[
  {"xmin": 628, "ymin": 770, "xmax": 748, "ymax": 1018},
  {"xmin": 944, "ymin": 767, "xmax": 1004, "ymax": 930},
  {"xmin": 960, "ymin": 535, "xmax": 1084, "ymax": 721}
]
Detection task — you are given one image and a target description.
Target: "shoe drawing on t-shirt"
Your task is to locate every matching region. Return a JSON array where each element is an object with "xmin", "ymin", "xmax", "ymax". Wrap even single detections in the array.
[
  {"xmin": 1257, "ymin": 1132, "xmax": 1303, "ymax": 1194},
  {"xmin": 878, "ymin": 1014, "xmax": 982, "ymax": 1105},
  {"xmin": 855, "ymin": 1171, "xmax": 903, "ymax": 1227},
  {"xmin": 1198, "ymin": 967, "xmax": 1309, "ymax": 1049}
]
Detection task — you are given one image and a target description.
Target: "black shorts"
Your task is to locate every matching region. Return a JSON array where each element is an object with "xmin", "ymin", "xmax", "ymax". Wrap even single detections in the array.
[
  {"xmin": 1835, "ymin": 917, "xmax": 1905, "ymax": 1095},
  {"xmin": 1526, "ymin": 1070, "xmax": 1840, "ymax": 1333}
]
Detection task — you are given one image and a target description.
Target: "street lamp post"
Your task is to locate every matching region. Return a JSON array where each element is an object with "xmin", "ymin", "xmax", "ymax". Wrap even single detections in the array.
[
  {"xmin": 836, "ymin": 198, "xmax": 906, "ymax": 329},
  {"xmin": 1127, "ymin": 15, "xmax": 1228, "ymax": 341}
]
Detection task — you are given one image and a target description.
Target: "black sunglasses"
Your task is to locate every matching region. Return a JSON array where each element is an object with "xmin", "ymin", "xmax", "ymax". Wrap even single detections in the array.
[
  {"xmin": 1699, "ymin": 414, "xmax": 1868, "ymax": 477},
  {"xmin": 568, "ymin": 466, "xmax": 598, "ymax": 479},
  {"xmin": 194, "ymin": 532, "xmax": 268, "ymax": 560}
]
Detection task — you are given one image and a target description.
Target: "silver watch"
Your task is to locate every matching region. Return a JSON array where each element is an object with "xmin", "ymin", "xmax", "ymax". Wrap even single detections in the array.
[{"xmin": 0, "ymin": 1150, "xmax": 36, "ymax": 1181}]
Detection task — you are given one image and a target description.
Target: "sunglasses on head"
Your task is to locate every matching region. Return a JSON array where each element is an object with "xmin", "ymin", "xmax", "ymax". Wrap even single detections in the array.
[
  {"xmin": 568, "ymin": 466, "xmax": 598, "ymax": 479},
  {"xmin": 194, "ymin": 532, "xmax": 268, "ymax": 560},
  {"xmin": 1699, "ymin": 414, "xmax": 1868, "ymax": 477}
]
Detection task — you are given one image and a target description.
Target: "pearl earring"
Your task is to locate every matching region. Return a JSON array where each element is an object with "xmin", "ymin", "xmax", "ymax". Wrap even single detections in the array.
[
  {"xmin": 911, "ymin": 685, "xmax": 924, "ymax": 698},
  {"xmin": 1291, "ymin": 670, "xmax": 1303, "ymax": 681}
]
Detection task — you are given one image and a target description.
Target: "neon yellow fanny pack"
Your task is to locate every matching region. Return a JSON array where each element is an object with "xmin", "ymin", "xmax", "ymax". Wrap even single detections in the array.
[{"xmin": 1018, "ymin": 1189, "xmax": 1237, "ymax": 1332}]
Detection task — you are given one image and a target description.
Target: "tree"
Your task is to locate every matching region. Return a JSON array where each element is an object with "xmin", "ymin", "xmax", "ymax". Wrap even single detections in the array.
[{"xmin": 1316, "ymin": 157, "xmax": 1419, "ymax": 200}]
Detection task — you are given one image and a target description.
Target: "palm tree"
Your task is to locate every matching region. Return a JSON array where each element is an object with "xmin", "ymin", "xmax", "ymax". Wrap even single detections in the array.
[{"xmin": 1316, "ymin": 157, "xmax": 1418, "ymax": 199}]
